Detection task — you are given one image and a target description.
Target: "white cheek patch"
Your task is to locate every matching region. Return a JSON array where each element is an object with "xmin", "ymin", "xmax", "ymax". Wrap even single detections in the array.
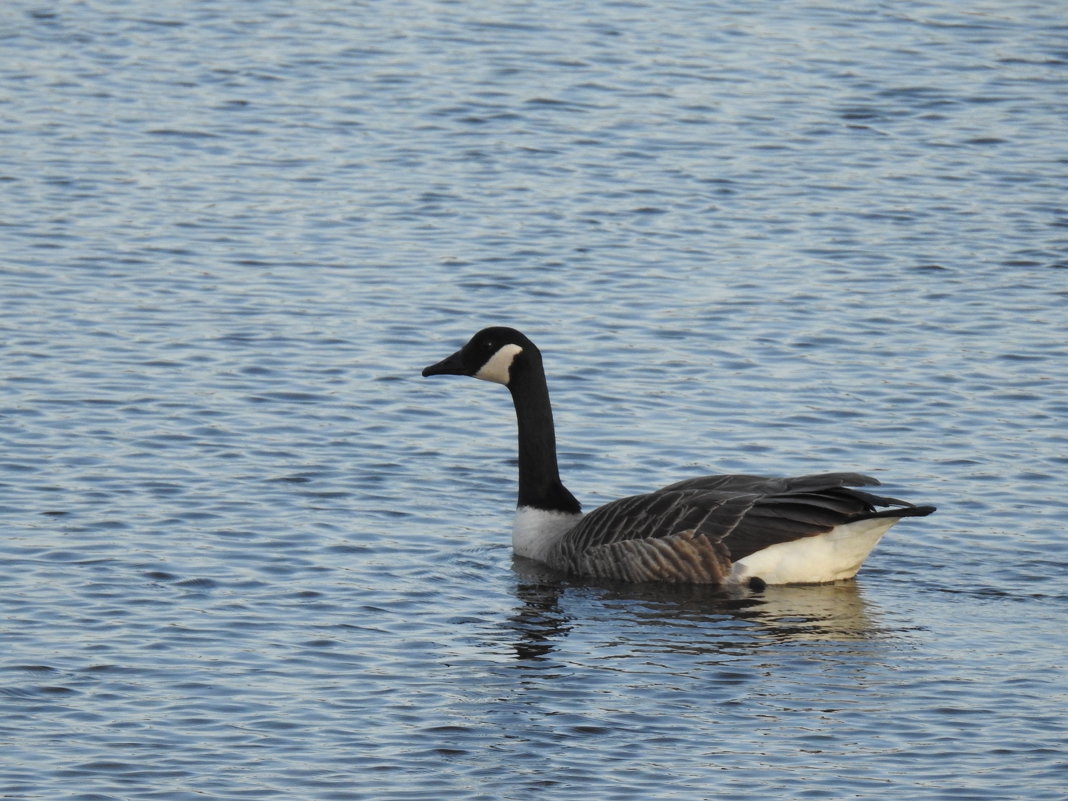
[{"xmin": 475, "ymin": 343, "xmax": 523, "ymax": 385}]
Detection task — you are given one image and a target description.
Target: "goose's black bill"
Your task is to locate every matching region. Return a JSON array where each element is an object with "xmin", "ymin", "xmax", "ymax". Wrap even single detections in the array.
[{"xmin": 422, "ymin": 349, "xmax": 468, "ymax": 377}]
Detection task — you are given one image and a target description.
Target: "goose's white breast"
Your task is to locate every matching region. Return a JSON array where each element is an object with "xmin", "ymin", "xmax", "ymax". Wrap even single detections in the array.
[{"xmin": 512, "ymin": 506, "xmax": 583, "ymax": 563}]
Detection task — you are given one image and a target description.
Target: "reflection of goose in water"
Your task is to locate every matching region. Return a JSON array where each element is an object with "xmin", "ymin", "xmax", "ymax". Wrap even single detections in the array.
[
  {"xmin": 743, "ymin": 583, "xmax": 884, "ymax": 642},
  {"xmin": 423, "ymin": 327, "xmax": 935, "ymax": 588},
  {"xmin": 507, "ymin": 560, "xmax": 885, "ymax": 662}
]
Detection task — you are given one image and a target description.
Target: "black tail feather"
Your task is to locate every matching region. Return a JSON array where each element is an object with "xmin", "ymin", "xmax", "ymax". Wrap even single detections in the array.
[{"xmin": 851, "ymin": 503, "xmax": 937, "ymax": 522}]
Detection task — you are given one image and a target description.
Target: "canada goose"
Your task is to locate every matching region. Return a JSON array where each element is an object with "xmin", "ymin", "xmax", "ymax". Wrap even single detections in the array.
[{"xmin": 422, "ymin": 327, "xmax": 935, "ymax": 587}]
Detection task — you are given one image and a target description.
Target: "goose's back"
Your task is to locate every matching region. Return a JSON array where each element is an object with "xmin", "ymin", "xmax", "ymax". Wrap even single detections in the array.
[{"xmin": 550, "ymin": 472, "xmax": 929, "ymax": 582}]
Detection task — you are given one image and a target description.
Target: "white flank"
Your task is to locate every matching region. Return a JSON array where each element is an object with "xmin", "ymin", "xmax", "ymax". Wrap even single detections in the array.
[
  {"xmin": 475, "ymin": 343, "xmax": 524, "ymax": 385},
  {"xmin": 729, "ymin": 516, "xmax": 900, "ymax": 585},
  {"xmin": 512, "ymin": 506, "xmax": 583, "ymax": 563}
]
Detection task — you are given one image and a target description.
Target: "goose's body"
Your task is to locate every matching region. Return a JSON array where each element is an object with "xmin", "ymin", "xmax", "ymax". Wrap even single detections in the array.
[{"xmin": 423, "ymin": 327, "xmax": 935, "ymax": 587}]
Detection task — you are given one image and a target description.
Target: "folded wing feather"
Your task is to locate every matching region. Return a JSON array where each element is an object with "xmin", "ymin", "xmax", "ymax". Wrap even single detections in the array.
[{"xmin": 553, "ymin": 472, "xmax": 925, "ymax": 577}]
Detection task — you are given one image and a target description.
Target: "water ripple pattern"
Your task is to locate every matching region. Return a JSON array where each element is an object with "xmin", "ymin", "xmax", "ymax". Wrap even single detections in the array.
[{"xmin": 1, "ymin": 1, "xmax": 1065, "ymax": 799}]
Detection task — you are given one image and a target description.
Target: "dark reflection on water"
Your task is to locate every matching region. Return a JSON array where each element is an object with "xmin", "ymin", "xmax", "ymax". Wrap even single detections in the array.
[
  {"xmin": 508, "ymin": 579, "xmax": 575, "ymax": 662},
  {"xmin": 509, "ymin": 559, "xmax": 891, "ymax": 665}
]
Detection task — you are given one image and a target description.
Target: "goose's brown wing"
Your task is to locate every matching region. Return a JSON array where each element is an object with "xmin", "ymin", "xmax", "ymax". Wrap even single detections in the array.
[{"xmin": 557, "ymin": 472, "xmax": 935, "ymax": 573}]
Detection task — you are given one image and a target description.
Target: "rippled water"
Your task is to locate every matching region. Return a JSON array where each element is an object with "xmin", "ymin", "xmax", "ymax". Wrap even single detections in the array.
[{"xmin": 2, "ymin": 1, "xmax": 1066, "ymax": 798}]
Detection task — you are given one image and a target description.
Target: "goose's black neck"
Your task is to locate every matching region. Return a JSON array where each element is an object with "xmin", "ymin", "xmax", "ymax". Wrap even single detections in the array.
[{"xmin": 507, "ymin": 349, "xmax": 581, "ymax": 514}]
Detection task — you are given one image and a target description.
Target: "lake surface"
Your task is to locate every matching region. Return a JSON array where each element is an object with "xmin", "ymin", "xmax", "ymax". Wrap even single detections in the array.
[{"xmin": 2, "ymin": 1, "xmax": 1066, "ymax": 798}]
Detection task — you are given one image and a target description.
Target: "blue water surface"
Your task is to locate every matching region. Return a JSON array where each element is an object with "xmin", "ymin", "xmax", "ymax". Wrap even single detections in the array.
[{"xmin": 1, "ymin": 1, "xmax": 1066, "ymax": 799}]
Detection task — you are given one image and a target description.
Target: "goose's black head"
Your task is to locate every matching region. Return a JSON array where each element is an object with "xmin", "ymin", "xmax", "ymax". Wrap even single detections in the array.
[{"xmin": 422, "ymin": 327, "xmax": 538, "ymax": 387}]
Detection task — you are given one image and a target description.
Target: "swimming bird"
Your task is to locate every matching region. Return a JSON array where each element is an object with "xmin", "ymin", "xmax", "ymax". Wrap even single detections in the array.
[{"xmin": 422, "ymin": 327, "xmax": 935, "ymax": 587}]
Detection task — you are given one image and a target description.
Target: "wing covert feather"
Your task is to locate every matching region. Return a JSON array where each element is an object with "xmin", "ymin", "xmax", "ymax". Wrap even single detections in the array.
[{"xmin": 553, "ymin": 472, "xmax": 927, "ymax": 566}]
